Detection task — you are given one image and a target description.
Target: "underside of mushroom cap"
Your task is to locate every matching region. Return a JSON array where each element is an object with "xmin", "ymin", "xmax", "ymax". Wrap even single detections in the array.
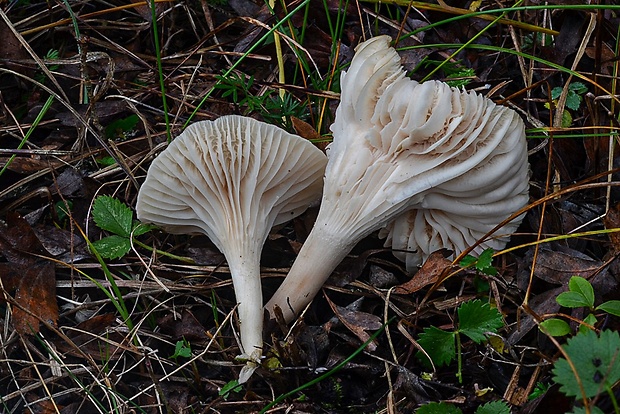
[
  {"xmin": 322, "ymin": 35, "xmax": 529, "ymax": 245},
  {"xmin": 136, "ymin": 115, "xmax": 327, "ymax": 250},
  {"xmin": 266, "ymin": 35, "xmax": 530, "ymax": 322}
]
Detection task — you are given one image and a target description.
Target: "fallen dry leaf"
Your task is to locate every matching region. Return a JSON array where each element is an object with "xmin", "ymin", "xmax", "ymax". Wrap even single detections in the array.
[
  {"xmin": 523, "ymin": 246, "xmax": 602, "ymax": 286},
  {"xmin": 0, "ymin": 213, "xmax": 58, "ymax": 334},
  {"xmin": 393, "ymin": 251, "xmax": 454, "ymax": 294},
  {"xmin": 325, "ymin": 296, "xmax": 382, "ymax": 351},
  {"xmin": 604, "ymin": 202, "xmax": 620, "ymax": 253}
]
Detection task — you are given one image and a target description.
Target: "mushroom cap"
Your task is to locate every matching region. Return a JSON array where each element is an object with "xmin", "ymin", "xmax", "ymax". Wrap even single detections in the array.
[
  {"xmin": 136, "ymin": 115, "xmax": 327, "ymax": 252},
  {"xmin": 324, "ymin": 34, "xmax": 529, "ymax": 250}
]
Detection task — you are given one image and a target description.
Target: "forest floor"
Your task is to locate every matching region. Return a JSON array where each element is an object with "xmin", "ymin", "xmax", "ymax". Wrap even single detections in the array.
[{"xmin": 1, "ymin": 1, "xmax": 620, "ymax": 413}]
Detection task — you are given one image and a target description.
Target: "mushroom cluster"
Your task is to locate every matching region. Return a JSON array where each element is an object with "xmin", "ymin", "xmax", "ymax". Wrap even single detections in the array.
[
  {"xmin": 136, "ymin": 115, "xmax": 327, "ymax": 381},
  {"xmin": 265, "ymin": 35, "xmax": 530, "ymax": 322}
]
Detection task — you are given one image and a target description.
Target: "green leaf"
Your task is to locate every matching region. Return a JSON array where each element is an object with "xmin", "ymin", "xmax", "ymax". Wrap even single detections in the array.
[
  {"xmin": 556, "ymin": 292, "xmax": 592, "ymax": 309},
  {"xmin": 552, "ymin": 329, "xmax": 620, "ymax": 398},
  {"xmin": 539, "ymin": 318, "xmax": 571, "ymax": 336},
  {"xmin": 476, "ymin": 249, "xmax": 497, "ymax": 275},
  {"xmin": 105, "ymin": 114, "xmax": 140, "ymax": 139},
  {"xmin": 596, "ymin": 300, "xmax": 620, "ymax": 317},
  {"xmin": 551, "ymin": 86, "xmax": 562, "ymax": 100},
  {"xmin": 569, "ymin": 81, "xmax": 588, "ymax": 95},
  {"xmin": 219, "ymin": 379, "xmax": 242, "ymax": 399},
  {"xmin": 417, "ymin": 326, "xmax": 456, "ymax": 367},
  {"xmin": 170, "ymin": 340, "xmax": 191, "ymax": 358},
  {"xmin": 475, "ymin": 401, "xmax": 511, "ymax": 414},
  {"xmin": 92, "ymin": 196, "xmax": 134, "ymax": 238},
  {"xmin": 458, "ymin": 300, "xmax": 504, "ymax": 343},
  {"xmin": 459, "ymin": 254, "xmax": 477, "ymax": 267},
  {"xmin": 569, "ymin": 276, "xmax": 594, "ymax": 307},
  {"xmin": 578, "ymin": 313, "xmax": 598, "ymax": 335},
  {"xmin": 91, "ymin": 235, "xmax": 131, "ymax": 260},
  {"xmin": 132, "ymin": 222, "xmax": 155, "ymax": 237},
  {"xmin": 564, "ymin": 92, "xmax": 581, "ymax": 111},
  {"xmin": 417, "ymin": 402, "xmax": 462, "ymax": 414},
  {"xmin": 528, "ymin": 382, "xmax": 550, "ymax": 400},
  {"xmin": 568, "ymin": 406, "xmax": 605, "ymax": 414},
  {"xmin": 560, "ymin": 109, "xmax": 573, "ymax": 128},
  {"xmin": 476, "ymin": 249, "xmax": 493, "ymax": 270},
  {"xmin": 97, "ymin": 156, "xmax": 117, "ymax": 167},
  {"xmin": 54, "ymin": 200, "xmax": 72, "ymax": 222},
  {"xmin": 458, "ymin": 249, "xmax": 497, "ymax": 276}
]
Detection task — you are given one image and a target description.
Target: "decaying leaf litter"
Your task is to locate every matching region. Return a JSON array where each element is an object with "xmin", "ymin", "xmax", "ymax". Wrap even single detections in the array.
[{"xmin": 1, "ymin": 1, "xmax": 620, "ymax": 413}]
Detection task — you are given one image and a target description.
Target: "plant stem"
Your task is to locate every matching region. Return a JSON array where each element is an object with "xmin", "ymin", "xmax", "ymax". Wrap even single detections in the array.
[
  {"xmin": 150, "ymin": 0, "xmax": 170, "ymax": 142},
  {"xmin": 132, "ymin": 238, "xmax": 195, "ymax": 264},
  {"xmin": 456, "ymin": 331, "xmax": 463, "ymax": 384}
]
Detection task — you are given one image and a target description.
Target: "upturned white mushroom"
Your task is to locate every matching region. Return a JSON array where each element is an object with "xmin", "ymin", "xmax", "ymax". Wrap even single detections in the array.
[
  {"xmin": 136, "ymin": 115, "xmax": 327, "ymax": 380},
  {"xmin": 265, "ymin": 35, "xmax": 529, "ymax": 322}
]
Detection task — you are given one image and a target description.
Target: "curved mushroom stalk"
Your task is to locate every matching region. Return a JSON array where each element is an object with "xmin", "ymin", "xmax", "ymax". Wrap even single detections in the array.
[
  {"xmin": 136, "ymin": 115, "xmax": 327, "ymax": 381},
  {"xmin": 265, "ymin": 36, "xmax": 529, "ymax": 323}
]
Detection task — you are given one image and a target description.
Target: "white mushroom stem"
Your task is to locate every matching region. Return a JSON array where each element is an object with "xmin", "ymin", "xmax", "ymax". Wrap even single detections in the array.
[
  {"xmin": 267, "ymin": 227, "xmax": 356, "ymax": 321},
  {"xmin": 226, "ymin": 247, "xmax": 263, "ymax": 361}
]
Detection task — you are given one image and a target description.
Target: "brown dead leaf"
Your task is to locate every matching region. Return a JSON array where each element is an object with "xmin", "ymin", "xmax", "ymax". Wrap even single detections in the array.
[
  {"xmin": 604, "ymin": 202, "xmax": 620, "ymax": 253},
  {"xmin": 524, "ymin": 246, "xmax": 602, "ymax": 285},
  {"xmin": 394, "ymin": 251, "xmax": 454, "ymax": 294},
  {"xmin": 325, "ymin": 296, "xmax": 382, "ymax": 351},
  {"xmin": 328, "ymin": 249, "xmax": 385, "ymax": 288},
  {"xmin": 158, "ymin": 310, "xmax": 209, "ymax": 341},
  {"xmin": 0, "ymin": 15, "xmax": 30, "ymax": 73},
  {"xmin": 507, "ymin": 286, "xmax": 564, "ymax": 346},
  {"xmin": 292, "ymin": 117, "xmax": 330, "ymax": 152},
  {"xmin": 0, "ymin": 213, "xmax": 58, "ymax": 334}
]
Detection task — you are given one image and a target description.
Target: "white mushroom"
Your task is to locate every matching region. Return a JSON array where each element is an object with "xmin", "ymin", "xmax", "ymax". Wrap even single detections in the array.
[
  {"xmin": 265, "ymin": 35, "xmax": 529, "ymax": 322},
  {"xmin": 136, "ymin": 115, "xmax": 327, "ymax": 380}
]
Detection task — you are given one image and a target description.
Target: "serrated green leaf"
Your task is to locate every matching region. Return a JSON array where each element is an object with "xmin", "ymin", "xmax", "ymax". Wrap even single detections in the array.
[
  {"xmin": 92, "ymin": 196, "xmax": 134, "ymax": 238},
  {"xmin": 578, "ymin": 313, "xmax": 598, "ymax": 335},
  {"xmin": 569, "ymin": 406, "xmax": 605, "ymax": 414},
  {"xmin": 132, "ymin": 222, "xmax": 155, "ymax": 237},
  {"xmin": 476, "ymin": 249, "xmax": 497, "ymax": 275},
  {"xmin": 568, "ymin": 276, "xmax": 594, "ymax": 307},
  {"xmin": 551, "ymin": 86, "xmax": 562, "ymax": 100},
  {"xmin": 417, "ymin": 402, "xmax": 462, "ymax": 414},
  {"xmin": 417, "ymin": 326, "xmax": 456, "ymax": 367},
  {"xmin": 475, "ymin": 400, "xmax": 510, "ymax": 414},
  {"xmin": 91, "ymin": 235, "xmax": 131, "ymax": 260},
  {"xmin": 596, "ymin": 300, "xmax": 620, "ymax": 317},
  {"xmin": 564, "ymin": 92, "xmax": 581, "ymax": 111},
  {"xmin": 569, "ymin": 81, "xmax": 588, "ymax": 95},
  {"xmin": 458, "ymin": 300, "xmax": 504, "ymax": 343},
  {"xmin": 459, "ymin": 250, "xmax": 496, "ymax": 275},
  {"xmin": 552, "ymin": 329, "xmax": 620, "ymax": 398},
  {"xmin": 556, "ymin": 291, "xmax": 592, "ymax": 309},
  {"xmin": 539, "ymin": 318, "xmax": 571, "ymax": 336},
  {"xmin": 476, "ymin": 249, "xmax": 493, "ymax": 270},
  {"xmin": 459, "ymin": 254, "xmax": 477, "ymax": 267}
]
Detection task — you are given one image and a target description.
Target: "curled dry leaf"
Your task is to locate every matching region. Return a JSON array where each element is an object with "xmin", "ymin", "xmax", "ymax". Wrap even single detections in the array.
[
  {"xmin": 393, "ymin": 251, "xmax": 454, "ymax": 295},
  {"xmin": 325, "ymin": 296, "xmax": 382, "ymax": 352}
]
